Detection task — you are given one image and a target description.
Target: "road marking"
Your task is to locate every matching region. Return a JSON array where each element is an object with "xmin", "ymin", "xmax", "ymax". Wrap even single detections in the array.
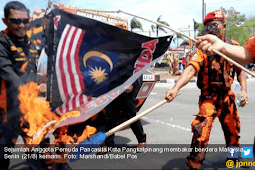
[
  {"xmin": 155, "ymin": 82, "xmax": 197, "ymax": 89},
  {"xmin": 142, "ymin": 117, "xmax": 191, "ymax": 131}
]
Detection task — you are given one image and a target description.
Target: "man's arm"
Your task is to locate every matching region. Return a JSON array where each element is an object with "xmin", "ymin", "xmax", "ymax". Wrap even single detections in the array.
[
  {"xmin": 164, "ymin": 65, "xmax": 196, "ymax": 102},
  {"xmin": 0, "ymin": 39, "xmax": 24, "ymax": 88},
  {"xmin": 236, "ymin": 68, "xmax": 248, "ymax": 107},
  {"xmin": 196, "ymin": 34, "xmax": 253, "ymax": 65}
]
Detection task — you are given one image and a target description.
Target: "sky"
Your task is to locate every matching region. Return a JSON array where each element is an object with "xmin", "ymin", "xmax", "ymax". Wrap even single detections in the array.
[{"xmin": 0, "ymin": 0, "xmax": 255, "ymax": 48}]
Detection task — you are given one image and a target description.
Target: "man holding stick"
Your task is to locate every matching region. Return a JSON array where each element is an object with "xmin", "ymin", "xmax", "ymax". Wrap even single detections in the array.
[
  {"xmin": 164, "ymin": 10, "xmax": 248, "ymax": 169},
  {"xmin": 195, "ymin": 11, "xmax": 255, "ymax": 164},
  {"xmin": 195, "ymin": 27, "xmax": 255, "ymax": 66}
]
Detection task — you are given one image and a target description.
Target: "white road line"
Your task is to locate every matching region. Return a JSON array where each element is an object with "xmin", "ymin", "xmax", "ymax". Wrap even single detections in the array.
[{"xmin": 142, "ymin": 117, "xmax": 191, "ymax": 131}]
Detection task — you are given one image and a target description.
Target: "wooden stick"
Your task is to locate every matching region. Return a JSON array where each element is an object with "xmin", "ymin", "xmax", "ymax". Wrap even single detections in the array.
[
  {"xmin": 117, "ymin": 10, "xmax": 194, "ymax": 41},
  {"xmin": 212, "ymin": 49, "xmax": 255, "ymax": 77},
  {"xmin": 117, "ymin": 10, "xmax": 255, "ymax": 77},
  {"xmin": 106, "ymin": 92, "xmax": 181, "ymax": 137}
]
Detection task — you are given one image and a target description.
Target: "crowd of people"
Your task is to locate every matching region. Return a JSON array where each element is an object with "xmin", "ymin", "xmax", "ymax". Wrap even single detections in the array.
[
  {"xmin": 0, "ymin": 1, "xmax": 254, "ymax": 170},
  {"xmin": 164, "ymin": 49, "xmax": 194, "ymax": 76}
]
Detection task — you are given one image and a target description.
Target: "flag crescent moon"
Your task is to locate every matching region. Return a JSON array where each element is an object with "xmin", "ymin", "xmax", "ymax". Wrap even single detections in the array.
[{"xmin": 83, "ymin": 51, "xmax": 113, "ymax": 71}]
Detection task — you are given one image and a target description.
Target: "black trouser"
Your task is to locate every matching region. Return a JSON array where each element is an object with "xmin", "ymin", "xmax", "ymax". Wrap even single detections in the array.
[
  {"xmin": 104, "ymin": 93, "xmax": 146, "ymax": 147},
  {"xmin": 0, "ymin": 116, "xmax": 22, "ymax": 169}
]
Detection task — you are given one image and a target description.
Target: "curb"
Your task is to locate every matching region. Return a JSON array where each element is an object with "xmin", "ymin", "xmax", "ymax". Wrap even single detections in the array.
[{"xmin": 158, "ymin": 75, "xmax": 254, "ymax": 84}]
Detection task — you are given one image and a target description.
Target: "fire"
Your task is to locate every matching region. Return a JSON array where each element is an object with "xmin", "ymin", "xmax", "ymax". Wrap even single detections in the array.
[
  {"xmin": 18, "ymin": 82, "xmax": 58, "ymax": 144},
  {"xmin": 18, "ymin": 82, "xmax": 97, "ymax": 163}
]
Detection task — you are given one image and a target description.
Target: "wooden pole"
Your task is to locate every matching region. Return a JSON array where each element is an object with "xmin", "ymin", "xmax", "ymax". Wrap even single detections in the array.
[
  {"xmin": 106, "ymin": 92, "xmax": 181, "ymax": 137},
  {"xmin": 116, "ymin": 10, "xmax": 255, "ymax": 77}
]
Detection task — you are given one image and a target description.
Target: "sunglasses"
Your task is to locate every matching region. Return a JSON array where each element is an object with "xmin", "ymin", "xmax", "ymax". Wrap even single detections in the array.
[
  {"xmin": 205, "ymin": 25, "xmax": 218, "ymax": 32},
  {"xmin": 9, "ymin": 18, "xmax": 29, "ymax": 24}
]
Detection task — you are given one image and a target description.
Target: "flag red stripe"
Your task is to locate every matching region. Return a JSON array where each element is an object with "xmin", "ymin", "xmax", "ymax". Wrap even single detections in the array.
[
  {"xmin": 66, "ymin": 28, "xmax": 79, "ymax": 109},
  {"xmin": 59, "ymin": 26, "xmax": 72, "ymax": 101},
  {"xmin": 74, "ymin": 30, "xmax": 86, "ymax": 106},
  {"xmin": 59, "ymin": 26, "xmax": 73, "ymax": 112}
]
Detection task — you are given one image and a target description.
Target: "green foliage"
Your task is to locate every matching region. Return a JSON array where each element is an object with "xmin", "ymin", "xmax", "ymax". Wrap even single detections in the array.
[
  {"xmin": 130, "ymin": 17, "xmax": 143, "ymax": 31},
  {"xmin": 151, "ymin": 15, "xmax": 170, "ymax": 37},
  {"xmin": 193, "ymin": 19, "xmax": 205, "ymax": 36},
  {"xmin": 220, "ymin": 7, "xmax": 251, "ymax": 46},
  {"xmin": 225, "ymin": 23, "xmax": 251, "ymax": 46},
  {"xmin": 197, "ymin": 23, "xmax": 205, "ymax": 36},
  {"xmin": 177, "ymin": 33, "xmax": 184, "ymax": 39},
  {"xmin": 193, "ymin": 19, "xmax": 200, "ymax": 30},
  {"xmin": 220, "ymin": 7, "xmax": 245, "ymax": 28}
]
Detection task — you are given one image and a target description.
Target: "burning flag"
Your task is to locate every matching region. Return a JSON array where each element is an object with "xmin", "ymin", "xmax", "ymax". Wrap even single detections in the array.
[
  {"xmin": 18, "ymin": 8, "xmax": 172, "ymax": 148},
  {"xmin": 18, "ymin": 82, "xmax": 97, "ymax": 164},
  {"xmin": 18, "ymin": 82, "xmax": 97, "ymax": 146}
]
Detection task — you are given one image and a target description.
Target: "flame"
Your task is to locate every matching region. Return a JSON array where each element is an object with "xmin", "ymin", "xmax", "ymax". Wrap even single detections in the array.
[
  {"xmin": 18, "ymin": 82, "xmax": 59, "ymax": 145},
  {"xmin": 42, "ymin": 125, "xmax": 96, "ymax": 164},
  {"xmin": 18, "ymin": 82, "xmax": 97, "ymax": 163}
]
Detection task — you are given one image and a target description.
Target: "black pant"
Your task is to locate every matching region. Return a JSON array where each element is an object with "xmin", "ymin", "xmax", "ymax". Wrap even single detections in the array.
[
  {"xmin": 0, "ymin": 116, "xmax": 22, "ymax": 169},
  {"xmin": 104, "ymin": 93, "xmax": 146, "ymax": 147}
]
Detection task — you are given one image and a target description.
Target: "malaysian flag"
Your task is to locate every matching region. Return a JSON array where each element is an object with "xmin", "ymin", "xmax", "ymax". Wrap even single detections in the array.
[
  {"xmin": 55, "ymin": 25, "xmax": 90, "ymax": 114},
  {"xmin": 46, "ymin": 8, "xmax": 172, "ymax": 122}
]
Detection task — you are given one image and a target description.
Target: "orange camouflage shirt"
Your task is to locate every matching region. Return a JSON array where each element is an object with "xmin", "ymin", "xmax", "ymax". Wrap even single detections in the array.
[
  {"xmin": 244, "ymin": 36, "xmax": 255, "ymax": 62},
  {"xmin": 188, "ymin": 37, "xmax": 239, "ymax": 96}
]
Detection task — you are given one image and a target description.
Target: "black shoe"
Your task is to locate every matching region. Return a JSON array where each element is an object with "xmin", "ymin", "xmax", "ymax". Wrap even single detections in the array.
[
  {"xmin": 27, "ymin": 158, "xmax": 47, "ymax": 170},
  {"xmin": 55, "ymin": 163, "xmax": 72, "ymax": 170},
  {"xmin": 47, "ymin": 162, "xmax": 72, "ymax": 170},
  {"xmin": 0, "ymin": 157, "xmax": 10, "ymax": 169}
]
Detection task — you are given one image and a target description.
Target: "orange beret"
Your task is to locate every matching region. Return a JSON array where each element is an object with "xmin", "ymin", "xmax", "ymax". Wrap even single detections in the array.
[{"xmin": 203, "ymin": 10, "xmax": 225, "ymax": 25}]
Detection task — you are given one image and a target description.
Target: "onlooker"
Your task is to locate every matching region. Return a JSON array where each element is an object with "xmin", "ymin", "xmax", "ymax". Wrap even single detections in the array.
[
  {"xmin": 182, "ymin": 57, "xmax": 186, "ymax": 69},
  {"xmin": 102, "ymin": 76, "xmax": 147, "ymax": 150},
  {"xmin": 165, "ymin": 51, "xmax": 174, "ymax": 74},
  {"xmin": 173, "ymin": 54, "xmax": 179, "ymax": 75}
]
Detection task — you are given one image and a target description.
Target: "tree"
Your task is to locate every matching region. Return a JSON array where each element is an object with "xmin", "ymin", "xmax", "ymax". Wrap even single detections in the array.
[
  {"xmin": 235, "ymin": 16, "xmax": 255, "ymax": 45},
  {"xmin": 244, "ymin": 16, "xmax": 255, "ymax": 36},
  {"xmin": 220, "ymin": 7, "xmax": 246, "ymax": 28},
  {"xmin": 130, "ymin": 17, "xmax": 143, "ymax": 32},
  {"xmin": 193, "ymin": 19, "xmax": 205, "ymax": 36},
  {"xmin": 196, "ymin": 22, "xmax": 205, "ymax": 36},
  {"xmin": 220, "ymin": 7, "xmax": 250, "ymax": 45},
  {"xmin": 151, "ymin": 15, "xmax": 169, "ymax": 37}
]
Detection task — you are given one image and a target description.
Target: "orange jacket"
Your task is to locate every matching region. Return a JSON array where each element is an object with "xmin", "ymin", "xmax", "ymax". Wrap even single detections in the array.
[
  {"xmin": 188, "ymin": 36, "xmax": 240, "ymax": 96},
  {"xmin": 244, "ymin": 36, "xmax": 255, "ymax": 62}
]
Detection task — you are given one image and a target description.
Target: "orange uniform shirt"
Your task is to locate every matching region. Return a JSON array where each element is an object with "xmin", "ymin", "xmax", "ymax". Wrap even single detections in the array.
[
  {"xmin": 244, "ymin": 36, "xmax": 255, "ymax": 61},
  {"xmin": 188, "ymin": 37, "xmax": 239, "ymax": 93}
]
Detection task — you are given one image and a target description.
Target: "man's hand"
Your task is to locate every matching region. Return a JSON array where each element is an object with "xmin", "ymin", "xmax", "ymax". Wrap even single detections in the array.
[
  {"xmin": 125, "ymin": 85, "xmax": 133, "ymax": 93},
  {"xmin": 240, "ymin": 90, "xmax": 248, "ymax": 107},
  {"xmin": 37, "ymin": 83, "xmax": 47, "ymax": 93},
  {"xmin": 196, "ymin": 34, "xmax": 225, "ymax": 56},
  {"xmin": 164, "ymin": 88, "xmax": 178, "ymax": 102}
]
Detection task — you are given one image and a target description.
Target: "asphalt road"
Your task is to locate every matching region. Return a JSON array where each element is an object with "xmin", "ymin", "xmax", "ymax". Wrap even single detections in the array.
[{"xmin": 9, "ymin": 78, "xmax": 255, "ymax": 170}]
